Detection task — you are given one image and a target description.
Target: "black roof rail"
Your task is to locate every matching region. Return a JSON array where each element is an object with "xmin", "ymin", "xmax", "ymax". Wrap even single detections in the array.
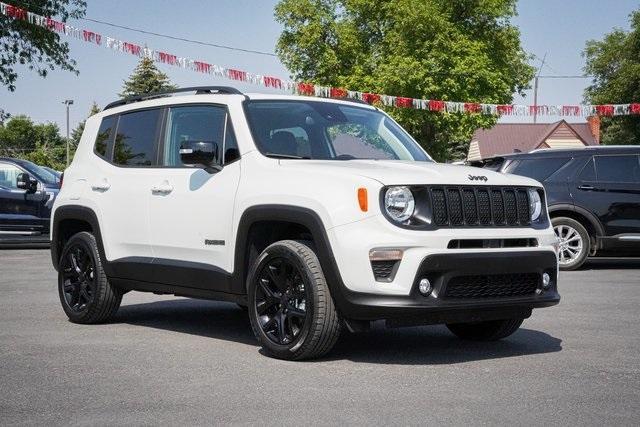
[
  {"xmin": 330, "ymin": 96, "xmax": 371, "ymax": 105},
  {"xmin": 103, "ymin": 86, "xmax": 244, "ymax": 110}
]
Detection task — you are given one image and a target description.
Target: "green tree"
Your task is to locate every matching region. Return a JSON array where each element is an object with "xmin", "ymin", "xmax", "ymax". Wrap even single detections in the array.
[
  {"xmin": 1, "ymin": 0, "xmax": 86, "ymax": 91},
  {"xmin": 583, "ymin": 9, "xmax": 640, "ymax": 145},
  {"xmin": 275, "ymin": 0, "xmax": 534, "ymax": 160},
  {"xmin": 0, "ymin": 115, "xmax": 66, "ymax": 169},
  {"xmin": 120, "ymin": 56, "xmax": 177, "ymax": 98}
]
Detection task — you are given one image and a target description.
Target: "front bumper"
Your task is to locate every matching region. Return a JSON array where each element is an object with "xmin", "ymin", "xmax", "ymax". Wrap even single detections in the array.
[{"xmin": 334, "ymin": 251, "xmax": 559, "ymax": 323}]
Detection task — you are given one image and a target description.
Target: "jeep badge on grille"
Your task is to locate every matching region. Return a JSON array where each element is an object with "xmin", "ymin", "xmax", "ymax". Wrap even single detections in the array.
[{"xmin": 468, "ymin": 174, "xmax": 488, "ymax": 182}]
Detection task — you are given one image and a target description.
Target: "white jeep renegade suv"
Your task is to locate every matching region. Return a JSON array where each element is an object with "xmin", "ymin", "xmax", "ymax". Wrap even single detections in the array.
[{"xmin": 51, "ymin": 86, "xmax": 560, "ymax": 360}]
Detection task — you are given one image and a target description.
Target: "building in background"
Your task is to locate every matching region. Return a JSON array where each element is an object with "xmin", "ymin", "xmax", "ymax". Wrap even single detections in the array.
[{"xmin": 467, "ymin": 117, "xmax": 601, "ymax": 162}]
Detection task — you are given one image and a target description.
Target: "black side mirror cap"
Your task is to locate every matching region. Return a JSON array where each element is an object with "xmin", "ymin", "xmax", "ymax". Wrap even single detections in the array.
[
  {"xmin": 16, "ymin": 172, "xmax": 38, "ymax": 193},
  {"xmin": 179, "ymin": 140, "xmax": 221, "ymax": 173}
]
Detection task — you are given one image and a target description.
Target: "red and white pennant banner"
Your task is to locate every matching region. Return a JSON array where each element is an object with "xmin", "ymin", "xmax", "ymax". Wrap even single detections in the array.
[{"xmin": 3, "ymin": 2, "xmax": 640, "ymax": 117}]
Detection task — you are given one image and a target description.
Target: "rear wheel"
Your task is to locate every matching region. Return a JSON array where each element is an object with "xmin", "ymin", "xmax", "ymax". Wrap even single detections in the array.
[
  {"xmin": 552, "ymin": 216, "xmax": 590, "ymax": 270},
  {"xmin": 446, "ymin": 318, "xmax": 524, "ymax": 341},
  {"xmin": 58, "ymin": 232, "xmax": 122, "ymax": 323},
  {"xmin": 247, "ymin": 240, "xmax": 341, "ymax": 360}
]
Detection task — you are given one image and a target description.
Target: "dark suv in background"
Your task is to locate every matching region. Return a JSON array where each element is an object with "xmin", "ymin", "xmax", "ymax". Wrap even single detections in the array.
[
  {"xmin": 481, "ymin": 146, "xmax": 640, "ymax": 270},
  {"xmin": 0, "ymin": 157, "xmax": 61, "ymax": 245}
]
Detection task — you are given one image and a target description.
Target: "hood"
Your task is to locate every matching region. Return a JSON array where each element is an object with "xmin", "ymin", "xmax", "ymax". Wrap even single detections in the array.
[{"xmin": 278, "ymin": 160, "xmax": 541, "ymax": 187}]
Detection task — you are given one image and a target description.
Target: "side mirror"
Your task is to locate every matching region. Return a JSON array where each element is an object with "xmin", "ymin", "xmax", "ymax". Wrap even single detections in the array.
[
  {"xmin": 179, "ymin": 140, "xmax": 221, "ymax": 173},
  {"xmin": 16, "ymin": 172, "xmax": 38, "ymax": 193}
]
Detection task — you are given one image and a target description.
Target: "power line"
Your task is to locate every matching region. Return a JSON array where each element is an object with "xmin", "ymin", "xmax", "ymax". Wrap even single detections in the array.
[{"xmin": 80, "ymin": 17, "xmax": 279, "ymax": 58}]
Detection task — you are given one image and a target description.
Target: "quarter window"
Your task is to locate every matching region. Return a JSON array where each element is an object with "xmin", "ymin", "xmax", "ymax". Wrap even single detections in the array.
[
  {"xmin": 95, "ymin": 116, "xmax": 115, "ymax": 159},
  {"xmin": 163, "ymin": 105, "xmax": 237, "ymax": 167},
  {"xmin": 594, "ymin": 155, "xmax": 640, "ymax": 183},
  {"xmin": 113, "ymin": 109, "xmax": 161, "ymax": 166}
]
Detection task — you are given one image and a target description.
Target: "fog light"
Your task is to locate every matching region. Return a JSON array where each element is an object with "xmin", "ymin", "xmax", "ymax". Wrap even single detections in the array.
[
  {"xmin": 542, "ymin": 273, "xmax": 551, "ymax": 289},
  {"xmin": 418, "ymin": 278, "xmax": 432, "ymax": 296}
]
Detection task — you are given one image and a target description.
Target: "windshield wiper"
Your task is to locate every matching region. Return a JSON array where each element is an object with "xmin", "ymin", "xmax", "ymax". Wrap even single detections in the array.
[{"xmin": 263, "ymin": 152, "xmax": 309, "ymax": 159}]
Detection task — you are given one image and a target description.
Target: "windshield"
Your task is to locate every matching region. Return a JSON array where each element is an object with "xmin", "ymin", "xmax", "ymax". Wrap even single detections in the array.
[
  {"xmin": 245, "ymin": 100, "xmax": 432, "ymax": 161},
  {"xmin": 21, "ymin": 161, "xmax": 60, "ymax": 186}
]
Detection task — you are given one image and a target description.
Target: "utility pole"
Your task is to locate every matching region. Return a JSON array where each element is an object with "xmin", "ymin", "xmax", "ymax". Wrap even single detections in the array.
[
  {"xmin": 533, "ymin": 53, "xmax": 546, "ymax": 124},
  {"xmin": 63, "ymin": 100, "xmax": 74, "ymax": 166}
]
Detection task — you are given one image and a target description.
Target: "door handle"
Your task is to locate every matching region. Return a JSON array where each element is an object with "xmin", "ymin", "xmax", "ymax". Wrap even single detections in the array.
[
  {"xmin": 91, "ymin": 179, "xmax": 111, "ymax": 192},
  {"xmin": 578, "ymin": 184, "xmax": 595, "ymax": 191},
  {"xmin": 151, "ymin": 181, "xmax": 173, "ymax": 194}
]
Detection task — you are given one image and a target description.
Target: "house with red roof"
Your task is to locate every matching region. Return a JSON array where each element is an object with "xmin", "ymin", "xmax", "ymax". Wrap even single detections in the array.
[{"xmin": 467, "ymin": 118, "xmax": 601, "ymax": 161}]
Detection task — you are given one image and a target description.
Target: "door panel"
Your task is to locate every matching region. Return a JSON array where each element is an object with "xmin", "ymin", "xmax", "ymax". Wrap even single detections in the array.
[
  {"xmin": 573, "ymin": 155, "xmax": 640, "ymax": 237},
  {"xmin": 93, "ymin": 109, "xmax": 162, "ymax": 265},
  {"xmin": 148, "ymin": 164, "xmax": 241, "ymax": 277},
  {"xmin": 0, "ymin": 162, "xmax": 48, "ymax": 232},
  {"xmin": 148, "ymin": 105, "xmax": 241, "ymax": 291}
]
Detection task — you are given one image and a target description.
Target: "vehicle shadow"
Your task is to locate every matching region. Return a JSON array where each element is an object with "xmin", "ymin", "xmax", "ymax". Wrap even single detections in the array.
[
  {"xmin": 582, "ymin": 257, "xmax": 640, "ymax": 270},
  {"xmin": 114, "ymin": 298, "xmax": 562, "ymax": 365},
  {"xmin": 114, "ymin": 299, "xmax": 257, "ymax": 346}
]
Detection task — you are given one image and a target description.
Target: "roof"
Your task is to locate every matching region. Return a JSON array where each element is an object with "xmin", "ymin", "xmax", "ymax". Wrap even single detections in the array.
[
  {"xmin": 502, "ymin": 145, "xmax": 640, "ymax": 159},
  {"xmin": 469, "ymin": 120, "xmax": 599, "ymax": 160}
]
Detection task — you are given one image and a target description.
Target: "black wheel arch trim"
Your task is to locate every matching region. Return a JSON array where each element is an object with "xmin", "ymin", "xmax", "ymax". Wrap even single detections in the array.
[
  {"xmin": 232, "ymin": 205, "xmax": 351, "ymax": 308},
  {"xmin": 51, "ymin": 205, "xmax": 109, "ymax": 274},
  {"xmin": 548, "ymin": 203, "xmax": 604, "ymax": 237}
]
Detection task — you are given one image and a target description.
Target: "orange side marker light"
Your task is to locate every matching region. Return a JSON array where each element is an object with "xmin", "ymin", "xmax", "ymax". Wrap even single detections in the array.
[{"xmin": 357, "ymin": 187, "xmax": 368, "ymax": 212}]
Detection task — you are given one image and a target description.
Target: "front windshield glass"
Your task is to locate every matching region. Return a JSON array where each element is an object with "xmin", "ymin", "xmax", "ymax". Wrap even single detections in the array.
[
  {"xmin": 22, "ymin": 161, "xmax": 60, "ymax": 186},
  {"xmin": 245, "ymin": 100, "xmax": 432, "ymax": 161}
]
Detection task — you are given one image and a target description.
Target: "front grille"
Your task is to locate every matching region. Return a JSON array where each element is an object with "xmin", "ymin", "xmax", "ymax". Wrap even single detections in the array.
[
  {"xmin": 444, "ymin": 273, "xmax": 539, "ymax": 299},
  {"xmin": 430, "ymin": 186, "xmax": 531, "ymax": 227},
  {"xmin": 371, "ymin": 260, "xmax": 398, "ymax": 281},
  {"xmin": 447, "ymin": 238, "xmax": 538, "ymax": 249}
]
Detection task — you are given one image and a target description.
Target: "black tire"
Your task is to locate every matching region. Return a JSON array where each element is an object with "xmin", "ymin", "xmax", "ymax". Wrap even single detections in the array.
[
  {"xmin": 446, "ymin": 318, "xmax": 524, "ymax": 341},
  {"xmin": 57, "ymin": 231, "xmax": 122, "ymax": 324},
  {"xmin": 247, "ymin": 240, "xmax": 341, "ymax": 360},
  {"xmin": 552, "ymin": 216, "xmax": 590, "ymax": 271}
]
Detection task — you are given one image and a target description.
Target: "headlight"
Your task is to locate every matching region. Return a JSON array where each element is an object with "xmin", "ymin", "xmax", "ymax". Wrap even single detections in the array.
[
  {"xmin": 384, "ymin": 186, "xmax": 415, "ymax": 222},
  {"xmin": 528, "ymin": 188, "xmax": 542, "ymax": 221}
]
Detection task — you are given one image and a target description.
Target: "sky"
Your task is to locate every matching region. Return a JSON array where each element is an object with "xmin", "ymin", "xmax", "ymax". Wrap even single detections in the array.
[{"xmin": 1, "ymin": 0, "xmax": 638, "ymax": 132}]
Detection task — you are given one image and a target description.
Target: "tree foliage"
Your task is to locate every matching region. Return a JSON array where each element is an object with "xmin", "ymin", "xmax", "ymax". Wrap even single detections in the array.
[
  {"xmin": 584, "ymin": 9, "xmax": 640, "ymax": 145},
  {"xmin": 0, "ymin": 115, "xmax": 67, "ymax": 169},
  {"xmin": 274, "ymin": 0, "xmax": 535, "ymax": 160},
  {"xmin": 120, "ymin": 57, "xmax": 177, "ymax": 98},
  {"xmin": 0, "ymin": 0, "xmax": 86, "ymax": 91}
]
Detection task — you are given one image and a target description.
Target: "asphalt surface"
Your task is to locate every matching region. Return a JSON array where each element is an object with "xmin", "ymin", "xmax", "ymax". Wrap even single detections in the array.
[{"xmin": 1, "ymin": 250, "xmax": 639, "ymax": 426}]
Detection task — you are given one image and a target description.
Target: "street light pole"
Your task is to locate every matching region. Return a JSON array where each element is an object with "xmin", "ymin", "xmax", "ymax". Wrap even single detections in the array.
[{"xmin": 63, "ymin": 99, "xmax": 74, "ymax": 166}]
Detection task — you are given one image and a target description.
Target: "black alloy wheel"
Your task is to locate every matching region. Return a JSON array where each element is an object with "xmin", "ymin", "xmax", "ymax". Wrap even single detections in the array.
[
  {"xmin": 247, "ymin": 240, "xmax": 341, "ymax": 360},
  {"xmin": 255, "ymin": 257, "xmax": 308, "ymax": 345},
  {"xmin": 61, "ymin": 243, "xmax": 95, "ymax": 313},
  {"xmin": 57, "ymin": 232, "xmax": 122, "ymax": 324}
]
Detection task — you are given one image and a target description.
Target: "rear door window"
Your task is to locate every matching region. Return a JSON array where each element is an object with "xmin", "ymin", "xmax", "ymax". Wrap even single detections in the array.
[
  {"xmin": 503, "ymin": 157, "xmax": 570, "ymax": 182},
  {"xmin": 594, "ymin": 155, "xmax": 640, "ymax": 183},
  {"xmin": 113, "ymin": 109, "xmax": 161, "ymax": 166}
]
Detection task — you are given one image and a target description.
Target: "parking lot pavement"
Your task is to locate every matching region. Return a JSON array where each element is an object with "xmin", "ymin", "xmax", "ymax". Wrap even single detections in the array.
[{"xmin": 0, "ymin": 250, "xmax": 639, "ymax": 426}]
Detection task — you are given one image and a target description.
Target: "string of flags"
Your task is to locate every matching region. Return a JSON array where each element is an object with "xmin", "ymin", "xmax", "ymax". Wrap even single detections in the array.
[{"xmin": 3, "ymin": 1, "xmax": 640, "ymax": 117}]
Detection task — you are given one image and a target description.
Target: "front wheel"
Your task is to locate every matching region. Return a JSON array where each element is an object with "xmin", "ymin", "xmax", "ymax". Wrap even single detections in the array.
[
  {"xmin": 446, "ymin": 318, "xmax": 524, "ymax": 341},
  {"xmin": 247, "ymin": 240, "xmax": 341, "ymax": 360}
]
